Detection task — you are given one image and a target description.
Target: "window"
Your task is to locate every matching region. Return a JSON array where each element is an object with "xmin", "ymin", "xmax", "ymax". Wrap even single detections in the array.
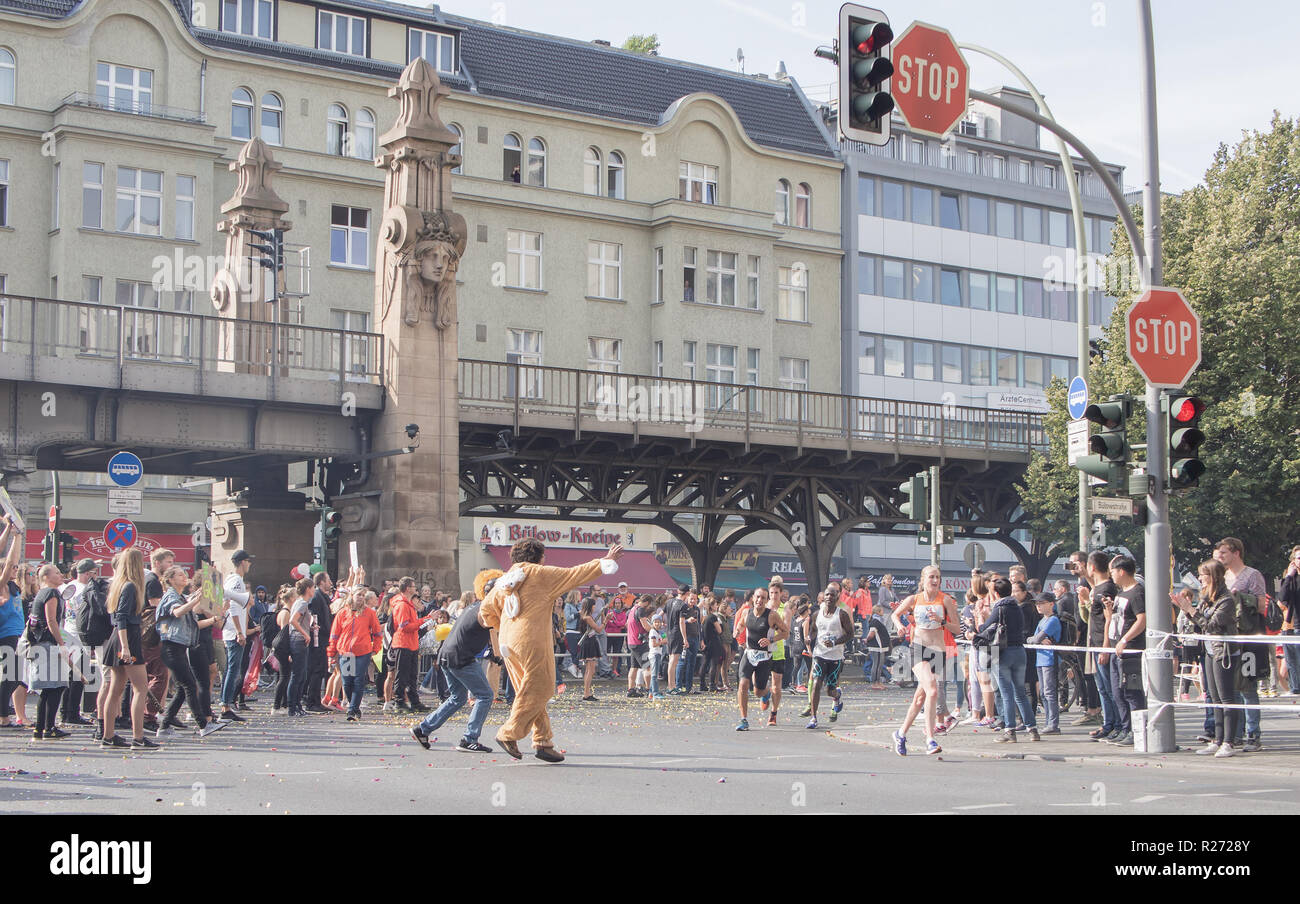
[
  {"xmin": 1049, "ymin": 287, "xmax": 1070, "ymax": 322},
  {"xmin": 1042, "ymin": 165, "xmax": 1056, "ymax": 189},
  {"xmin": 969, "ymin": 196, "xmax": 989, "ymax": 234},
  {"xmin": 115, "ymin": 167, "xmax": 162, "ymax": 235},
  {"xmin": 261, "ymin": 93, "xmax": 282, "ymax": 146},
  {"xmin": 939, "ymin": 193, "xmax": 960, "ymax": 229},
  {"xmin": 990, "ymin": 156, "xmax": 1006, "ymax": 179},
  {"xmin": 705, "ymin": 344, "xmax": 737, "ymax": 409},
  {"xmin": 683, "ymin": 340, "xmax": 696, "ymax": 380},
  {"xmin": 653, "ymin": 247, "xmax": 663, "ymax": 303},
  {"xmin": 679, "ymin": 162, "xmax": 718, "ymax": 204},
  {"xmin": 1022, "ymin": 205, "xmax": 1041, "ymax": 244},
  {"xmin": 327, "ymin": 104, "xmax": 349, "ymax": 156},
  {"xmin": 408, "ymin": 27, "xmax": 456, "ymax": 73},
  {"xmin": 583, "ymin": 148, "xmax": 601, "ymax": 195},
  {"xmin": 175, "ymin": 175, "xmax": 195, "ymax": 241},
  {"xmin": 969, "ymin": 272, "xmax": 989, "ymax": 310},
  {"xmin": 1050, "ymin": 358, "xmax": 1071, "ymax": 383},
  {"xmin": 881, "ymin": 259, "xmax": 905, "ymax": 299},
  {"xmin": 910, "ymin": 186, "xmax": 932, "ymax": 225},
  {"xmin": 997, "ymin": 350, "xmax": 1019, "ymax": 386},
  {"xmin": 883, "ymin": 339, "xmax": 904, "ymax": 377},
  {"xmin": 79, "ymin": 276, "xmax": 103, "ymax": 352},
  {"xmin": 970, "ymin": 348, "xmax": 991, "ymax": 385},
  {"xmin": 778, "ymin": 265, "xmax": 808, "ymax": 321},
  {"xmin": 1022, "ymin": 278, "xmax": 1044, "ymax": 318},
  {"xmin": 996, "ymin": 275, "xmax": 1018, "ymax": 314},
  {"xmin": 859, "ymin": 335, "xmax": 878, "ymax": 375},
  {"xmin": 95, "ymin": 63, "xmax": 152, "ymax": 114},
  {"xmin": 319, "ymin": 11, "xmax": 366, "ymax": 56},
  {"xmin": 911, "ymin": 264, "xmax": 934, "ymax": 303},
  {"xmin": 995, "ymin": 201, "xmax": 1015, "ymax": 238},
  {"xmin": 505, "ymin": 229, "xmax": 542, "ymax": 289},
  {"xmin": 0, "ymin": 48, "xmax": 12, "ymax": 105},
  {"xmin": 881, "ymin": 180, "xmax": 905, "ymax": 220},
  {"xmin": 794, "ymin": 183, "xmax": 811, "ymax": 228},
  {"xmin": 447, "ymin": 123, "xmax": 462, "ymax": 174},
  {"xmin": 653, "ymin": 340, "xmax": 664, "ymax": 377},
  {"xmin": 857, "ymin": 254, "xmax": 875, "ymax": 295},
  {"xmin": 115, "ymin": 280, "xmax": 159, "ymax": 357},
  {"xmin": 778, "ymin": 357, "xmax": 809, "ymax": 420},
  {"xmin": 1023, "ymin": 354, "xmax": 1045, "ymax": 389},
  {"xmin": 526, "ymin": 138, "xmax": 546, "ymax": 186},
  {"xmin": 856, "ymin": 175, "xmax": 874, "ymax": 215},
  {"xmin": 940, "ymin": 269, "xmax": 961, "ymax": 307},
  {"xmin": 82, "ymin": 162, "xmax": 102, "ymax": 229},
  {"xmin": 774, "ymin": 179, "xmax": 789, "ymax": 225},
  {"xmin": 587, "ymin": 241, "xmax": 621, "ymax": 299},
  {"xmin": 607, "ymin": 151, "xmax": 625, "ymax": 199},
  {"xmin": 506, "ymin": 328, "xmax": 542, "ymax": 398},
  {"xmin": 705, "ymin": 251, "xmax": 737, "ymax": 306},
  {"xmin": 912, "ymin": 342, "xmax": 935, "ymax": 380},
  {"xmin": 222, "ymin": 0, "xmax": 273, "ymax": 38},
  {"xmin": 682, "ymin": 247, "xmax": 696, "ymax": 301},
  {"xmin": 332, "ymin": 310, "xmax": 371, "ymax": 379},
  {"xmin": 1048, "ymin": 210, "xmax": 1069, "ymax": 247},
  {"xmin": 1017, "ymin": 160, "xmax": 1031, "ymax": 183},
  {"xmin": 964, "ymin": 149, "xmax": 979, "ymax": 173},
  {"xmin": 746, "ymin": 348, "xmax": 759, "ymax": 387},
  {"xmin": 354, "ymin": 109, "xmax": 375, "ymax": 160},
  {"xmin": 502, "ymin": 133, "xmax": 521, "ymax": 181},
  {"xmin": 231, "ymin": 88, "xmax": 254, "ymax": 139},
  {"xmin": 329, "ymin": 205, "xmax": 369, "ymax": 268},
  {"xmin": 941, "ymin": 345, "xmax": 963, "ymax": 383},
  {"xmin": 746, "ymin": 255, "xmax": 760, "ymax": 309},
  {"xmin": 587, "ymin": 338, "xmax": 621, "ymax": 373},
  {"xmin": 50, "ymin": 162, "xmax": 59, "ymax": 230},
  {"xmin": 909, "ymin": 139, "xmax": 925, "ymax": 164}
]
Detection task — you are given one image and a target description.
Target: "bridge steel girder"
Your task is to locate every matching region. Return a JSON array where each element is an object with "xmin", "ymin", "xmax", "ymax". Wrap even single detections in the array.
[{"xmin": 459, "ymin": 422, "xmax": 1037, "ymax": 579}]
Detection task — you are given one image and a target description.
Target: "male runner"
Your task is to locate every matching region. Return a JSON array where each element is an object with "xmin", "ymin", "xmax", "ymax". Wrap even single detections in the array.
[
  {"xmin": 734, "ymin": 587, "xmax": 788, "ymax": 731},
  {"xmin": 804, "ymin": 582, "xmax": 854, "ymax": 729}
]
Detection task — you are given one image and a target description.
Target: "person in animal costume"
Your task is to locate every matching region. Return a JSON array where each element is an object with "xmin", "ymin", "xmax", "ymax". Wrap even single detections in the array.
[{"xmin": 479, "ymin": 538, "xmax": 624, "ymax": 762}]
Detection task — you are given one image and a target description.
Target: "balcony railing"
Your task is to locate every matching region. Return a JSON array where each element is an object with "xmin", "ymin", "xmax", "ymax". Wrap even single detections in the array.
[
  {"xmin": 62, "ymin": 92, "xmax": 206, "ymax": 125},
  {"xmin": 0, "ymin": 295, "xmax": 382, "ymax": 385},
  {"xmin": 459, "ymin": 359, "xmax": 1046, "ymax": 456}
]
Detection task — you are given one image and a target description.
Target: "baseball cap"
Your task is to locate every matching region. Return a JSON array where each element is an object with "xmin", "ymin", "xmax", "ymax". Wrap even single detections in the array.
[
  {"xmin": 232, "ymin": 549, "xmax": 255, "ymax": 565},
  {"xmin": 618, "ymin": 581, "xmax": 628, "ymax": 589},
  {"xmin": 75, "ymin": 558, "xmax": 102, "ymax": 574}
]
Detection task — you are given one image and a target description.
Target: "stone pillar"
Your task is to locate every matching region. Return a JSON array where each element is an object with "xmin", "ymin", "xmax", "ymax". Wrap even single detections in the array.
[
  {"xmin": 0, "ymin": 456, "xmax": 37, "ymax": 530},
  {"xmin": 209, "ymin": 499, "xmax": 319, "ymax": 593},
  {"xmin": 339, "ymin": 59, "xmax": 466, "ymax": 591}
]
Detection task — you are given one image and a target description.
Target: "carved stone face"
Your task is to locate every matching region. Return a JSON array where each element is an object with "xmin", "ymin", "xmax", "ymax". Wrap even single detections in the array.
[{"xmin": 418, "ymin": 242, "xmax": 455, "ymax": 283}]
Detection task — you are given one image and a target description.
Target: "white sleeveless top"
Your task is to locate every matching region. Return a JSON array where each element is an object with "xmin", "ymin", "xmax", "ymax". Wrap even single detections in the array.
[{"xmin": 814, "ymin": 608, "xmax": 847, "ymax": 661}]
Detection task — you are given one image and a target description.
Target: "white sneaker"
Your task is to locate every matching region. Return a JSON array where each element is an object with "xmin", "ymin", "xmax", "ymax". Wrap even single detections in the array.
[
  {"xmin": 155, "ymin": 726, "xmax": 174, "ymax": 739},
  {"xmin": 567, "ymin": 664, "xmax": 580, "ymax": 679},
  {"xmin": 383, "ymin": 701, "xmax": 396, "ymax": 713},
  {"xmin": 1214, "ymin": 742, "xmax": 1237, "ymax": 758},
  {"xmin": 198, "ymin": 721, "xmax": 227, "ymax": 738},
  {"xmin": 958, "ymin": 714, "xmax": 979, "ymax": 726},
  {"xmin": 272, "ymin": 707, "xmax": 289, "ymax": 716},
  {"xmin": 1195, "ymin": 741, "xmax": 1220, "ymax": 755}
]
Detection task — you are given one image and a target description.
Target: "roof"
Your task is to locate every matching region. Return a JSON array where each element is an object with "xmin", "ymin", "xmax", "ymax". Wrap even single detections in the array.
[{"xmin": 0, "ymin": 0, "xmax": 834, "ymax": 160}]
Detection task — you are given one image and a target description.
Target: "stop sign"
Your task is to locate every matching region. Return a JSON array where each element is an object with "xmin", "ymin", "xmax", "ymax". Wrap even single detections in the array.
[
  {"xmin": 48, "ymin": 505, "xmax": 57, "ymax": 533},
  {"xmin": 891, "ymin": 21, "xmax": 969, "ymax": 138},
  {"xmin": 1126, "ymin": 286, "xmax": 1201, "ymax": 388}
]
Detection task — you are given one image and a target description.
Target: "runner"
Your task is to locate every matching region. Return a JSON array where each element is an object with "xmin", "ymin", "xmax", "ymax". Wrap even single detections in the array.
[
  {"xmin": 763, "ymin": 580, "xmax": 790, "ymax": 725},
  {"xmin": 804, "ymin": 582, "xmax": 854, "ymax": 729},
  {"xmin": 734, "ymin": 586, "xmax": 787, "ymax": 731},
  {"xmin": 890, "ymin": 566, "xmax": 960, "ymax": 756}
]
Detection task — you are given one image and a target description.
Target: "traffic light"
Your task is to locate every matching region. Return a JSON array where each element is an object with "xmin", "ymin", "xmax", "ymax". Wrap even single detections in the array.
[
  {"xmin": 41, "ymin": 532, "xmax": 56, "ymax": 564},
  {"xmin": 194, "ymin": 545, "xmax": 210, "ymax": 567},
  {"xmin": 1075, "ymin": 394, "xmax": 1133, "ymax": 490},
  {"xmin": 838, "ymin": 4, "xmax": 894, "ymax": 146},
  {"xmin": 322, "ymin": 507, "xmax": 342, "ymax": 543},
  {"xmin": 247, "ymin": 226, "xmax": 285, "ymax": 304},
  {"xmin": 898, "ymin": 471, "xmax": 929, "ymax": 522},
  {"xmin": 58, "ymin": 531, "xmax": 76, "ymax": 568},
  {"xmin": 1166, "ymin": 394, "xmax": 1206, "ymax": 489}
]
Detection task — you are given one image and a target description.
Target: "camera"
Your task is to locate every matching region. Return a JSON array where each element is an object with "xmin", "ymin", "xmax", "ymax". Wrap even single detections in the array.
[{"xmin": 404, "ymin": 423, "xmax": 420, "ymax": 441}]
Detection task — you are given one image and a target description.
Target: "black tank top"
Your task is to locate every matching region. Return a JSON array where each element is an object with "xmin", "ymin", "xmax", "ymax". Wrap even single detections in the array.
[{"xmin": 745, "ymin": 608, "xmax": 773, "ymax": 650}]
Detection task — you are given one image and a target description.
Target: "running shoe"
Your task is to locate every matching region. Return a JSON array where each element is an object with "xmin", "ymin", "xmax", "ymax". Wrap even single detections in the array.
[
  {"xmin": 410, "ymin": 726, "xmax": 431, "ymax": 750},
  {"xmin": 977, "ymin": 717, "xmax": 997, "ymax": 728},
  {"xmin": 198, "ymin": 721, "xmax": 226, "ymax": 738},
  {"xmin": 768, "ymin": 712, "xmax": 777, "ymax": 727},
  {"xmin": 892, "ymin": 729, "xmax": 907, "ymax": 756},
  {"xmin": 581, "ymin": 695, "xmax": 598, "ymax": 702},
  {"xmin": 925, "ymin": 739, "xmax": 942, "ymax": 756},
  {"xmin": 100, "ymin": 735, "xmax": 130, "ymax": 750},
  {"xmin": 155, "ymin": 726, "xmax": 175, "ymax": 739},
  {"xmin": 959, "ymin": 714, "xmax": 979, "ymax": 726},
  {"xmin": 457, "ymin": 738, "xmax": 493, "ymax": 753},
  {"xmin": 759, "ymin": 694, "xmax": 770, "ymax": 712},
  {"xmin": 936, "ymin": 714, "xmax": 957, "ymax": 735},
  {"xmin": 735, "ymin": 718, "xmax": 749, "ymax": 731},
  {"xmin": 830, "ymin": 697, "xmax": 843, "ymax": 722},
  {"xmin": 1213, "ymin": 742, "xmax": 1237, "ymax": 758},
  {"xmin": 131, "ymin": 737, "xmax": 160, "ymax": 752},
  {"xmin": 800, "ymin": 707, "xmax": 813, "ymax": 718},
  {"xmin": 805, "ymin": 718, "xmax": 818, "ymax": 730},
  {"xmin": 795, "ymin": 685, "xmax": 808, "ymax": 693},
  {"xmin": 219, "ymin": 710, "xmax": 246, "ymax": 723},
  {"xmin": 652, "ymin": 694, "xmax": 666, "ymax": 701},
  {"xmin": 1195, "ymin": 741, "xmax": 1220, "ymax": 756}
]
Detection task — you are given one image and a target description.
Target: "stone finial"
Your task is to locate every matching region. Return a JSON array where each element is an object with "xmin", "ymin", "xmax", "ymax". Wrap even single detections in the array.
[
  {"xmin": 221, "ymin": 137, "xmax": 289, "ymax": 215},
  {"xmin": 379, "ymin": 57, "xmax": 461, "ymax": 149}
]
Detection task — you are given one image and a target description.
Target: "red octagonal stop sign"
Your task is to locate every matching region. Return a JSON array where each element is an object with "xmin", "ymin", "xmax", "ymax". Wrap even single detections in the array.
[
  {"xmin": 891, "ymin": 21, "xmax": 969, "ymax": 139},
  {"xmin": 1126, "ymin": 286, "xmax": 1201, "ymax": 388}
]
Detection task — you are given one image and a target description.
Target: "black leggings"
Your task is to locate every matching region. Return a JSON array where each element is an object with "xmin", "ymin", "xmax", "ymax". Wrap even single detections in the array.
[
  {"xmin": 161, "ymin": 642, "xmax": 208, "ymax": 728},
  {"xmin": 188, "ymin": 641, "xmax": 214, "ymax": 718},
  {"xmin": 273, "ymin": 641, "xmax": 292, "ymax": 709},
  {"xmin": 0, "ymin": 636, "xmax": 20, "ymax": 719},
  {"xmin": 394, "ymin": 648, "xmax": 420, "ymax": 705},
  {"xmin": 37, "ymin": 686, "xmax": 65, "ymax": 732},
  {"xmin": 1204, "ymin": 652, "xmax": 1241, "ymax": 745}
]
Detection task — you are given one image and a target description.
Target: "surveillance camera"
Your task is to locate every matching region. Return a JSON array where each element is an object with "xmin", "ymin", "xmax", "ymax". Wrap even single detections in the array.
[{"xmin": 405, "ymin": 423, "xmax": 420, "ymax": 440}]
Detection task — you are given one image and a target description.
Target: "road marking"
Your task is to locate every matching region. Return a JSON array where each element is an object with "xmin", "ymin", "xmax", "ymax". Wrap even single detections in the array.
[
  {"xmin": 1239, "ymin": 789, "xmax": 1286, "ymax": 795},
  {"xmin": 952, "ymin": 803, "xmax": 1011, "ymax": 810},
  {"xmin": 756, "ymin": 754, "xmax": 815, "ymax": 760},
  {"xmin": 255, "ymin": 771, "xmax": 324, "ymax": 776},
  {"xmin": 1131, "ymin": 795, "xmax": 1165, "ymax": 804},
  {"xmin": 342, "ymin": 765, "xmax": 392, "ymax": 771}
]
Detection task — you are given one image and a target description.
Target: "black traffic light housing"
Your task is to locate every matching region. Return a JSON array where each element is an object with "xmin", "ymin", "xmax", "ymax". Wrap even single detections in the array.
[
  {"xmin": 1165, "ymin": 394, "xmax": 1206, "ymax": 489},
  {"xmin": 838, "ymin": 4, "xmax": 894, "ymax": 146},
  {"xmin": 247, "ymin": 226, "xmax": 285, "ymax": 305},
  {"xmin": 41, "ymin": 532, "xmax": 56, "ymax": 564},
  {"xmin": 1075, "ymin": 393, "xmax": 1133, "ymax": 491},
  {"xmin": 322, "ymin": 507, "xmax": 342, "ymax": 543},
  {"xmin": 897, "ymin": 471, "xmax": 929, "ymax": 522},
  {"xmin": 58, "ymin": 531, "xmax": 77, "ymax": 568}
]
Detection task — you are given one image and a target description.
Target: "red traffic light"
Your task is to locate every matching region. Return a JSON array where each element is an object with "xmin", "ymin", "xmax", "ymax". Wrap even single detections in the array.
[
  {"xmin": 1170, "ymin": 396, "xmax": 1205, "ymax": 423},
  {"xmin": 852, "ymin": 21, "xmax": 892, "ymax": 55}
]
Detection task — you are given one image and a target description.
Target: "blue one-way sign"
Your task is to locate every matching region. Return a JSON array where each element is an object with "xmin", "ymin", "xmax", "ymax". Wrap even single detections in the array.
[{"xmin": 107, "ymin": 451, "xmax": 143, "ymax": 488}]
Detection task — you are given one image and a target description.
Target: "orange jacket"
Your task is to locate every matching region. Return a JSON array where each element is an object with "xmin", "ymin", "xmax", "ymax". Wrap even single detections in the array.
[
  {"xmin": 328, "ymin": 606, "xmax": 383, "ymax": 658},
  {"xmin": 389, "ymin": 595, "xmax": 429, "ymax": 651},
  {"xmin": 850, "ymin": 588, "xmax": 873, "ymax": 618}
]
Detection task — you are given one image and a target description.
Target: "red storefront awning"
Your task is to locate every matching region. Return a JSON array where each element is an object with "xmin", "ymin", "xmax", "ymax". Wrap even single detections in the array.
[{"xmin": 485, "ymin": 546, "xmax": 675, "ymax": 594}]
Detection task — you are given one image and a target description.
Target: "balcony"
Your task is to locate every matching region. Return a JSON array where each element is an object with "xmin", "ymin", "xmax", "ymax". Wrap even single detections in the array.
[{"xmin": 61, "ymin": 92, "xmax": 205, "ymax": 125}]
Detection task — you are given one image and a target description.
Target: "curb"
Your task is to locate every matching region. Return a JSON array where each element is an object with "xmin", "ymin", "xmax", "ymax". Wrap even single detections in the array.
[{"xmin": 827, "ymin": 726, "xmax": 1300, "ymax": 776}]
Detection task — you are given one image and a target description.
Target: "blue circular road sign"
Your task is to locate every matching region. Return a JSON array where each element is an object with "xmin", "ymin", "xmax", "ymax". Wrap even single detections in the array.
[
  {"xmin": 1067, "ymin": 376, "xmax": 1089, "ymax": 420},
  {"xmin": 107, "ymin": 451, "xmax": 143, "ymax": 488},
  {"xmin": 104, "ymin": 518, "xmax": 137, "ymax": 550}
]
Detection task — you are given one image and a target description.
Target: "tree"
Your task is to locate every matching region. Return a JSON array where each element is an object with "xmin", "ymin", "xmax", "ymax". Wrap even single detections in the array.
[
  {"xmin": 1016, "ymin": 114, "xmax": 1300, "ymax": 582},
  {"xmin": 621, "ymin": 34, "xmax": 660, "ymax": 54}
]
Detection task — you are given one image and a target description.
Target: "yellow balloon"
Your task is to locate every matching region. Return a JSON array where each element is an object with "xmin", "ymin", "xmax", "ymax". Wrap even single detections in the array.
[{"xmin": 434, "ymin": 622, "xmax": 452, "ymax": 642}]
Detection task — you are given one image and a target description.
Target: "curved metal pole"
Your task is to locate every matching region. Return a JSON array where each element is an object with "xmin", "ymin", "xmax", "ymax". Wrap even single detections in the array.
[{"xmin": 959, "ymin": 42, "xmax": 1092, "ymax": 553}]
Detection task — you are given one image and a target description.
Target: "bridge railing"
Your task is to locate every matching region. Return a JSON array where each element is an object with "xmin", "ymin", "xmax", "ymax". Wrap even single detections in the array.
[
  {"xmin": 0, "ymin": 295, "xmax": 384, "ymax": 384},
  {"xmin": 458, "ymin": 359, "xmax": 1046, "ymax": 453}
]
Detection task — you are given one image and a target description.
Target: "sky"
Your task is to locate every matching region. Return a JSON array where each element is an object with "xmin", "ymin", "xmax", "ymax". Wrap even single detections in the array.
[{"xmin": 396, "ymin": 0, "xmax": 1300, "ymax": 193}]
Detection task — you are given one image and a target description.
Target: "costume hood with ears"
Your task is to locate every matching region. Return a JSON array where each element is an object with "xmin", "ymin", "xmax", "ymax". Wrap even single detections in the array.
[{"xmin": 474, "ymin": 569, "xmax": 504, "ymax": 602}]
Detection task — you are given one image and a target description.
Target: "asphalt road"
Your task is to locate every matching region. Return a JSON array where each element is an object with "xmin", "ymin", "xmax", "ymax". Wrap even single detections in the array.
[{"xmin": 3, "ymin": 683, "xmax": 1300, "ymax": 814}]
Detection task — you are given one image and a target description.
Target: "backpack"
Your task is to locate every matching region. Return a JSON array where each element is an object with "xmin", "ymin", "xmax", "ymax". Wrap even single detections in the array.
[
  {"xmin": 1058, "ymin": 609, "xmax": 1079, "ymax": 647},
  {"xmin": 74, "ymin": 578, "xmax": 112, "ymax": 647},
  {"xmin": 1263, "ymin": 594, "xmax": 1284, "ymax": 633},
  {"xmin": 1234, "ymin": 592, "xmax": 1263, "ymax": 636}
]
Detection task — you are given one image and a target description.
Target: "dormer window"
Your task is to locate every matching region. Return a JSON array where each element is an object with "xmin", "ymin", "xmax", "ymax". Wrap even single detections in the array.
[
  {"xmin": 319, "ymin": 11, "xmax": 366, "ymax": 57},
  {"xmin": 409, "ymin": 27, "xmax": 456, "ymax": 74},
  {"xmin": 221, "ymin": 0, "xmax": 274, "ymax": 39}
]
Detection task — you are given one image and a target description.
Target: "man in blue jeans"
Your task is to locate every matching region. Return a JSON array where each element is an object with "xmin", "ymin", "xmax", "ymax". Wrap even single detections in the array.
[
  {"xmin": 219, "ymin": 549, "xmax": 255, "ymax": 724},
  {"xmin": 411, "ymin": 574, "xmax": 501, "ymax": 753},
  {"xmin": 969, "ymin": 577, "xmax": 1039, "ymax": 743}
]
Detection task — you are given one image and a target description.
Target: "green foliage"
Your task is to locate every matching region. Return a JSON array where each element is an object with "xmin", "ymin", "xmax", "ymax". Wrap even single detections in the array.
[
  {"xmin": 1017, "ymin": 113, "xmax": 1300, "ymax": 581},
  {"xmin": 620, "ymin": 34, "xmax": 660, "ymax": 54}
]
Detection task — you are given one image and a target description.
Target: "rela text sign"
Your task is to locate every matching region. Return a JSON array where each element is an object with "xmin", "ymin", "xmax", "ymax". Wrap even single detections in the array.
[{"xmin": 890, "ymin": 21, "xmax": 969, "ymax": 138}]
